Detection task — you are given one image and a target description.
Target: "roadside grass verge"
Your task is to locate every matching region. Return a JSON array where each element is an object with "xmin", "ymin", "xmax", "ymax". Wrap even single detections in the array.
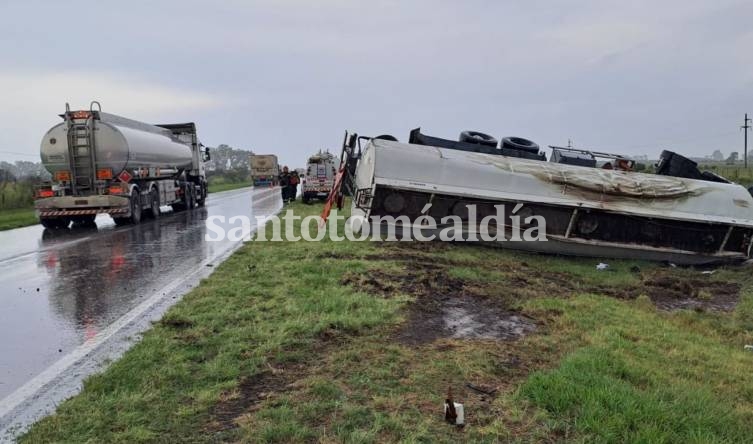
[
  {"xmin": 20, "ymin": 202, "xmax": 753, "ymax": 443},
  {"xmin": 0, "ymin": 207, "xmax": 37, "ymax": 231},
  {"xmin": 0, "ymin": 180, "xmax": 252, "ymax": 232},
  {"xmin": 208, "ymin": 181, "xmax": 253, "ymax": 193}
]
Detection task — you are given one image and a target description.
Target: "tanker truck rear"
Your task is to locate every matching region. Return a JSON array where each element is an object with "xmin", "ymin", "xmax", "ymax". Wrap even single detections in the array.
[{"xmin": 34, "ymin": 102, "xmax": 210, "ymax": 228}]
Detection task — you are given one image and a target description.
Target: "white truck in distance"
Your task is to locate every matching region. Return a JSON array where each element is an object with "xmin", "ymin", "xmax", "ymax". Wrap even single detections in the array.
[
  {"xmin": 302, "ymin": 150, "xmax": 337, "ymax": 203},
  {"xmin": 35, "ymin": 102, "xmax": 210, "ymax": 228}
]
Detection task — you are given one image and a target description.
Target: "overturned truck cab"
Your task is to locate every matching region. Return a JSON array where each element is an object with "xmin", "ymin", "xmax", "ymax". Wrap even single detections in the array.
[{"xmin": 343, "ymin": 130, "xmax": 753, "ymax": 265}]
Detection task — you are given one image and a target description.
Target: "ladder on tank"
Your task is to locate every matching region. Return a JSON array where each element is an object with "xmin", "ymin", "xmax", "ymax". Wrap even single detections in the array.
[{"xmin": 65, "ymin": 103, "xmax": 98, "ymax": 195}]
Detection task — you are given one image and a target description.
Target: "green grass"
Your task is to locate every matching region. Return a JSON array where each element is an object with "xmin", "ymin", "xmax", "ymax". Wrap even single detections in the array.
[
  {"xmin": 207, "ymin": 180, "xmax": 252, "ymax": 193},
  {"xmin": 20, "ymin": 202, "xmax": 753, "ymax": 443},
  {"xmin": 0, "ymin": 207, "xmax": 37, "ymax": 230},
  {"xmin": 0, "ymin": 180, "xmax": 251, "ymax": 232}
]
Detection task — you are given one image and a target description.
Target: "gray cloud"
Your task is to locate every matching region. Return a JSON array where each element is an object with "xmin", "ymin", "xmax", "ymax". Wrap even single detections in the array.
[{"xmin": 1, "ymin": 0, "xmax": 752, "ymax": 167}]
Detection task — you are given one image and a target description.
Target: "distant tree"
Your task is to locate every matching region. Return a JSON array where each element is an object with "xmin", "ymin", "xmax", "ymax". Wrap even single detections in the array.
[
  {"xmin": 208, "ymin": 144, "xmax": 249, "ymax": 171},
  {"xmin": 726, "ymin": 152, "xmax": 739, "ymax": 165},
  {"xmin": 711, "ymin": 150, "xmax": 724, "ymax": 161}
]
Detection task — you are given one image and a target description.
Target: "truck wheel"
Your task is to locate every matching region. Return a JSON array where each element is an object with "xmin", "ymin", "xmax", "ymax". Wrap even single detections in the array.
[
  {"xmin": 188, "ymin": 186, "xmax": 196, "ymax": 210},
  {"xmin": 459, "ymin": 131, "xmax": 498, "ymax": 148},
  {"xmin": 501, "ymin": 136, "xmax": 540, "ymax": 153},
  {"xmin": 146, "ymin": 188, "xmax": 160, "ymax": 219},
  {"xmin": 129, "ymin": 189, "xmax": 142, "ymax": 224},
  {"xmin": 40, "ymin": 217, "xmax": 69, "ymax": 229},
  {"xmin": 196, "ymin": 185, "xmax": 206, "ymax": 207},
  {"xmin": 172, "ymin": 185, "xmax": 190, "ymax": 212},
  {"xmin": 72, "ymin": 215, "xmax": 96, "ymax": 227}
]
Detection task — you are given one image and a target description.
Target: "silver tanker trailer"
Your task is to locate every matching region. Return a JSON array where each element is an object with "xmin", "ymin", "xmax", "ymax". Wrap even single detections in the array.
[{"xmin": 34, "ymin": 102, "xmax": 210, "ymax": 228}]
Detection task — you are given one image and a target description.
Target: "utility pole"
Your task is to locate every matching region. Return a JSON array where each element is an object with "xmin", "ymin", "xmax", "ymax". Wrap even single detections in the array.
[{"xmin": 743, "ymin": 113, "xmax": 751, "ymax": 168}]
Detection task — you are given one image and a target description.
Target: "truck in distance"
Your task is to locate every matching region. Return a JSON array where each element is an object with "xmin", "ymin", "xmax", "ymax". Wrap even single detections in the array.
[
  {"xmin": 302, "ymin": 150, "xmax": 337, "ymax": 203},
  {"xmin": 249, "ymin": 154, "xmax": 279, "ymax": 187},
  {"xmin": 35, "ymin": 102, "xmax": 210, "ymax": 228}
]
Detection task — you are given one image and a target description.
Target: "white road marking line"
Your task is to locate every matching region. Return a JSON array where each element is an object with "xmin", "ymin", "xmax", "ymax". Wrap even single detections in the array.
[{"xmin": 0, "ymin": 196, "xmax": 281, "ymax": 423}]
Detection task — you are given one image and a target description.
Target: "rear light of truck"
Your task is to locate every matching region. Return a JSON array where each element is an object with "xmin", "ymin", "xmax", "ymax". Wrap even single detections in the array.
[
  {"xmin": 37, "ymin": 189, "xmax": 55, "ymax": 198},
  {"xmin": 96, "ymin": 168, "xmax": 113, "ymax": 180},
  {"xmin": 108, "ymin": 184, "xmax": 126, "ymax": 195},
  {"xmin": 54, "ymin": 170, "xmax": 71, "ymax": 182}
]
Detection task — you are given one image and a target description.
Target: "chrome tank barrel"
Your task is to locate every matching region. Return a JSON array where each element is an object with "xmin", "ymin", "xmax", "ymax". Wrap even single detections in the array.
[{"xmin": 40, "ymin": 113, "xmax": 194, "ymax": 178}]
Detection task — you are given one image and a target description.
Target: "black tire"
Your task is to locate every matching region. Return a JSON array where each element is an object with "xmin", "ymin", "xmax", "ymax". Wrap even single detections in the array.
[
  {"xmin": 196, "ymin": 184, "xmax": 206, "ymax": 207},
  {"xmin": 459, "ymin": 131, "xmax": 498, "ymax": 148},
  {"xmin": 146, "ymin": 188, "xmax": 160, "ymax": 219},
  {"xmin": 172, "ymin": 184, "xmax": 191, "ymax": 212},
  {"xmin": 188, "ymin": 186, "xmax": 196, "ymax": 210},
  {"xmin": 302, "ymin": 193, "xmax": 311, "ymax": 204},
  {"xmin": 40, "ymin": 217, "xmax": 69, "ymax": 229},
  {"xmin": 129, "ymin": 189, "xmax": 142, "ymax": 224},
  {"xmin": 71, "ymin": 215, "xmax": 96, "ymax": 227},
  {"xmin": 747, "ymin": 186, "xmax": 753, "ymax": 197},
  {"xmin": 501, "ymin": 136, "xmax": 540, "ymax": 153},
  {"xmin": 373, "ymin": 134, "xmax": 398, "ymax": 142}
]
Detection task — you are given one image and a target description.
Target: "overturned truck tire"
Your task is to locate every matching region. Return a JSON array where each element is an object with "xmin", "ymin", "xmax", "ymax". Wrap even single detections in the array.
[
  {"xmin": 459, "ymin": 131, "xmax": 498, "ymax": 148},
  {"xmin": 501, "ymin": 137, "xmax": 540, "ymax": 154}
]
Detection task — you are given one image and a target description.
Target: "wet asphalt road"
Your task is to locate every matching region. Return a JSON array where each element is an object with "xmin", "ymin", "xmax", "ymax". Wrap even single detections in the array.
[{"xmin": 0, "ymin": 186, "xmax": 281, "ymax": 413}]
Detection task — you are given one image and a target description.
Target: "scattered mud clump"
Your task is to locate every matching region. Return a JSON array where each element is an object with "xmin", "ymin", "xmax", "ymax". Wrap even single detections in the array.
[
  {"xmin": 317, "ymin": 251, "xmax": 359, "ymax": 260},
  {"xmin": 641, "ymin": 273, "xmax": 740, "ymax": 311},
  {"xmin": 595, "ymin": 270, "xmax": 741, "ymax": 311},
  {"xmin": 207, "ymin": 368, "xmax": 293, "ymax": 433},
  {"xmin": 341, "ymin": 271, "xmax": 400, "ymax": 297},
  {"xmin": 159, "ymin": 315, "xmax": 194, "ymax": 329}
]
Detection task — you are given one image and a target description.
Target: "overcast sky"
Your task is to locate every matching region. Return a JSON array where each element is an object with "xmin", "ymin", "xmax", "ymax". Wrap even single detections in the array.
[{"xmin": 2, "ymin": 0, "xmax": 753, "ymax": 167}]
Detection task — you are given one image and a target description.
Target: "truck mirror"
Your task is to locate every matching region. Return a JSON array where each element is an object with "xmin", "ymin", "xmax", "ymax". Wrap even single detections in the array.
[{"xmin": 204, "ymin": 148, "xmax": 211, "ymax": 161}]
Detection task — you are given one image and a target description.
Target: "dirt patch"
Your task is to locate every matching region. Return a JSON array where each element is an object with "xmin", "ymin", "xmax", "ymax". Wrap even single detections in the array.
[
  {"xmin": 594, "ymin": 271, "xmax": 741, "ymax": 312},
  {"xmin": 159, "ymin": 315, "xmax": 194, "ymax": 329},
  {"xmin": 316, "ymin": 251, "xmax": 359, "ymax": 260},
  {"xmin": 341, "ymin": 271, "xmax": 401, "ymax": 297},
  {"xmin": 342, "ymin": 261, "xmax": 537, "ymax": 345},
  {"xmin": 206, "ymin": 336, "xmax": 344, "ymax": 435},
  {"xmin": 341, "ymin": 245, "xmax": 742, "ymax": 346},
  {"xmin": 207, "ymin": 366, "xmax": 297, "ymax": 433},
  {"xmin": 640, "ymin": 272, "xmax": 739, "ymax": 311},
  {"xmin": 207, "ymin": 371, "xmax": 287, "ymax": 432}
]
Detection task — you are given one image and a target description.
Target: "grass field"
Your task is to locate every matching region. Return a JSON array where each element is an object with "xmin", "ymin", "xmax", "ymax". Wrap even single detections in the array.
[
  {"xmin": 207, "ymin": 180, "xmax": 253, "ymax": 193},
  {"xmin": 0, "ymin": 182, "xmax": 252, "ymax": 232},
  {"xmin": 0, "ymin": 207, "xmax": 36, "ymax": 231},
  {"xmin": 20, "ymin": 202, "xmax": 753, "ymax": 443},
  {"xmin": 701, "ymin": 165, "xmax": 753, "ymax": 187}
]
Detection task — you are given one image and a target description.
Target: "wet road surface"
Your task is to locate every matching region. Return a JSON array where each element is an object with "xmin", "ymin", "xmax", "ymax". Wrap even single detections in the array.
[{"xmin": 0, "ymin": 186, "xmax": 281, "ymax": 439}]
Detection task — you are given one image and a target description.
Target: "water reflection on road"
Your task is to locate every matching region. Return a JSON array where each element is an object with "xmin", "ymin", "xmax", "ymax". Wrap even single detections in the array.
[{"xmin": 0, "ymin": 187, "xmax": 279, "ymax": 400}]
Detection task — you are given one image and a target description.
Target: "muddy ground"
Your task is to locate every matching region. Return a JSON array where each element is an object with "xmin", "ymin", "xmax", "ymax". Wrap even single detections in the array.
[
  {"xmin": 209, "ymin": 244, "xmax": 742, "ymax": 435},
  {"xmin": 338, "ymin": 243, "xmax": 742, "ymax": 345}
]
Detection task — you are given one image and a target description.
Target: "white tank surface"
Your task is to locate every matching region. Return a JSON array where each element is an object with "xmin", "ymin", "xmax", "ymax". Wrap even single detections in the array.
[{"xmin": 40, "ymin": 111, "xmax": 194, "ymax": 178}]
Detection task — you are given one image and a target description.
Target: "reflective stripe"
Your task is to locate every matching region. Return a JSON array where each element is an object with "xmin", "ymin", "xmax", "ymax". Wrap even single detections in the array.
[{"xmin": 39, "ymin": 208, "xmax": 128, "ymax": 216}]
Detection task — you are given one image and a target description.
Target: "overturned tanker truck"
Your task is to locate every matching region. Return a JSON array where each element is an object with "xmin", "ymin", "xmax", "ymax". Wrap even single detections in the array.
[
  {"xmin": 35, "ymin": 102, "xmax": 210, "ymax": 228},
  {"xmin": 336, "ymin": 129, "xmax": 753, "ymax": 265}
]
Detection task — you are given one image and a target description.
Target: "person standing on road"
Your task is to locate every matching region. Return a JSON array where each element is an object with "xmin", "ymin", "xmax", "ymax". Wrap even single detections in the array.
[
  {"xmin": 288, "ymin": 170, "xmax": 300, "ymax": 203},
  {"xmin": 279, "ymin": 166, "xmax": 291, "ymax": 203}
]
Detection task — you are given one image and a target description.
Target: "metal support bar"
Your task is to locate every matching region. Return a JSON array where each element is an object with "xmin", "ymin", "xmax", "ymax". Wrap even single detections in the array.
[
  {"xmin": 718, "ymin": 226, "xmax": 734, "ymax": 253},
  {"xmin": 564, "ymin": 208, "xmax": 579, "ymax": 238}
]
